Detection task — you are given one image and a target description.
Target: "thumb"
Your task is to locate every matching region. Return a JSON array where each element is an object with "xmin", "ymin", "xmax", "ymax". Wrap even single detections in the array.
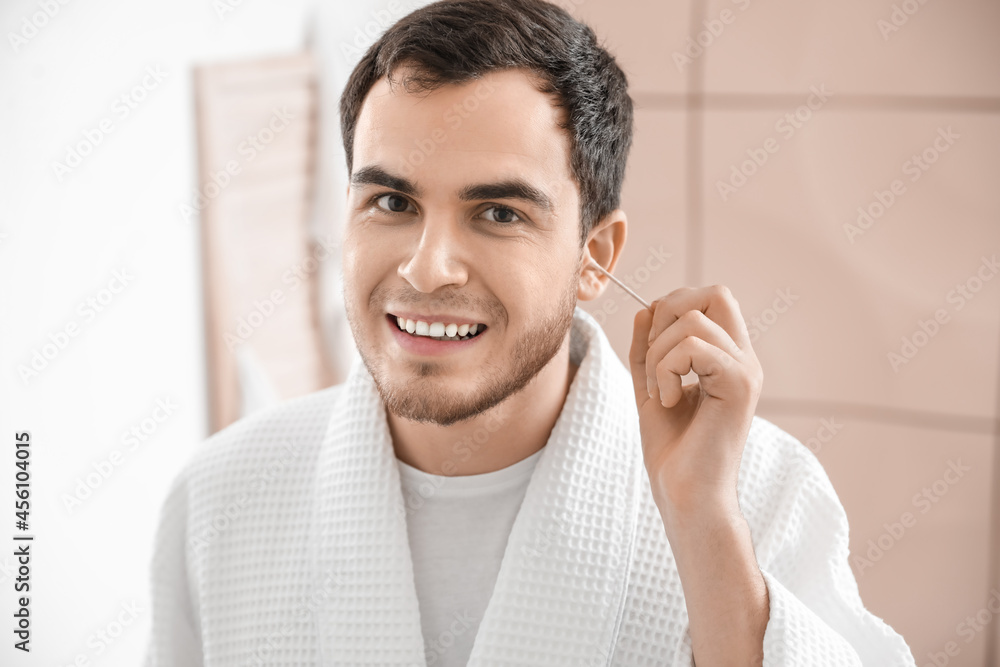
[{"xmin": 628, "ymin": 306, "xmax": 654, "ymax": 408}]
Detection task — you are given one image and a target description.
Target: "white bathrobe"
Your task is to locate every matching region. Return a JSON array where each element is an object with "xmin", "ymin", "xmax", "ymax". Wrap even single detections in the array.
[{"xmin": 144, "ymin": 306, "xmax": 917, "ymax": 666}]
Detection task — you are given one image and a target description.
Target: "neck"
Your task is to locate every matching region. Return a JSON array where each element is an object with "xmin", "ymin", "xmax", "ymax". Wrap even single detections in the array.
[{"xmin": 388, "ymin": 334, "xmax": 579, "ymax": 476}]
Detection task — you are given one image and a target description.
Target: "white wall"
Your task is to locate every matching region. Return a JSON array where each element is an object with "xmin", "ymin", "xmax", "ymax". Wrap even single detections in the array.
[{"xmin": 0, "ymin": 0, "xmax": 315, "ymax": 663}]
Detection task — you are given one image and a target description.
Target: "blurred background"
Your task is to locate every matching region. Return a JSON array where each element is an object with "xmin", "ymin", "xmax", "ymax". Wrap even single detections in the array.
[{"xmin": 1, "ymin": 0, "xmax": 998, "ymax": 664}]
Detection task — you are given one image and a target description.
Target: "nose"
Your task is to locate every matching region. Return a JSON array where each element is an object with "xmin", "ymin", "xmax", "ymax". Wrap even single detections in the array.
[{"xmin": 397, "ymin": 216, "xmax": 470, "ymax": 293}]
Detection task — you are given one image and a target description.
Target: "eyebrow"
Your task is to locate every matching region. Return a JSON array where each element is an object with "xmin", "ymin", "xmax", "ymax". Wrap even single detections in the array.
[{"xmin": 350, "ymin": 164, "xmax": 554, "ymax": 214}]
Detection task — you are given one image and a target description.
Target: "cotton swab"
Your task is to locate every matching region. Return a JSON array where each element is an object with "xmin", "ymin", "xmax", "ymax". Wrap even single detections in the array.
[{"xmin": 588, "ymin": 260, "xmax": 654, "ymax": 312}]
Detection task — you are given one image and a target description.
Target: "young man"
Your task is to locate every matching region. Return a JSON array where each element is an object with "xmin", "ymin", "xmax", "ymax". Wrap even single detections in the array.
[{"xmin": 145, "ymin": 1, "xmax": 917, "ymax": 665}]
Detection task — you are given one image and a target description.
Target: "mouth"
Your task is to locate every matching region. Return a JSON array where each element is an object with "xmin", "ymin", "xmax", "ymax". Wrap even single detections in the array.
[
  {"xmin": 385, "ymin": 313, "xmax": 488, "ymax": 357},
  {"xmin": 386, "ymin": 313, "xmax": 488, "ymax": 342}
]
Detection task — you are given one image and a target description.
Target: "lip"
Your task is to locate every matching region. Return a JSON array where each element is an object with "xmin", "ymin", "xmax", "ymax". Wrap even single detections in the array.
[
  {"xmin": 388, "ymin": 310, "xmax": 487, "ymax": 327},
  {"xmin": 386, "ymin": 314, "xmax": 487, "ymax": 356}
]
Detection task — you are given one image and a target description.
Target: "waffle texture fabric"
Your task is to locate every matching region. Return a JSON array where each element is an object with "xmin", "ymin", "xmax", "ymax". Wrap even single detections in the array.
[{"xmin": 144, "ymin": 306, "xmax": 917, "ymax": 666}]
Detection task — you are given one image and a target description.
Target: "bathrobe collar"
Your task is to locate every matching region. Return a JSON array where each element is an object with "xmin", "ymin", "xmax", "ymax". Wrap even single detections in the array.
[{"xmin": 309, "ymin": 306, "xmax": 645, "ymax": 665}]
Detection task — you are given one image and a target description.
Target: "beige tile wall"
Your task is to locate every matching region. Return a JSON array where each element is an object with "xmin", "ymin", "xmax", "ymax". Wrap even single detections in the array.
[{"xmin": 571, "ymin": 1, "xmax": 1000, "ymax": 665}]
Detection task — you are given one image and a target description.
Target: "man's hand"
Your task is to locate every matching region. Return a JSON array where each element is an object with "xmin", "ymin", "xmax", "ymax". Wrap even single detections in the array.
[
  {"xmin": 628, "ymin": 285, "xmax": 769, "ymax": 666},
  {"xmin": 628, "ymin": 285, "xmax": 763, "ymax": 524}
]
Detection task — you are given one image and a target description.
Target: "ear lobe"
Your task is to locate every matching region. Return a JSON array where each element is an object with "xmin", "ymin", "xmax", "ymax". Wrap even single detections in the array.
[
  {"xmin": 579, "ymin": 217, "xmax": 626, "ymax": 298},
  {"xmin": 576, "ymin": 256, "xmax": 605, "ymax": 302}
]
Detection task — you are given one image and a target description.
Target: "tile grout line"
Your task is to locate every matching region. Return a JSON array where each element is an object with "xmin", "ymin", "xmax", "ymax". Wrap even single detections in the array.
[
  {"xmin": 634, "ymin": 92, "xmax": 1000, "ymax": 113},
  {"xmin": 756, "ymin": 397, "xmax": 999, "ymax": 435},
  {"xmin": 684, "ymin": 0, "xmax": 707, "ymax": 287},
  {"xmin": 985, "ymin": 324, "xmax": 1000, "ymax": 666}
]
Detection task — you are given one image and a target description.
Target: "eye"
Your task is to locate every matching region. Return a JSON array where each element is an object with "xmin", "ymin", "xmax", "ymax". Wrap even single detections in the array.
[
  {"xmin": 373, "ymin": 193, "xmax": 415, "ymax": 214},
  {"xmin": 481, "ymin": 205, "xmax": 522, "ymax": 225},
  {"xmin": 369, "ymin": 193, "xmax": 524, "ymax": 226}
]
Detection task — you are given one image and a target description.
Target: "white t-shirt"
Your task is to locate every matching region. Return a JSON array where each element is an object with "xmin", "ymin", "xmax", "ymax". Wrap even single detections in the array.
[{"xmin": 396, "ymin": 447, "xmax": 545, "ymax": 667}]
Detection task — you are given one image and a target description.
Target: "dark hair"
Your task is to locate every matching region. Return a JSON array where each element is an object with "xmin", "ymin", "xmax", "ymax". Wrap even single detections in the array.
[{"xmin": 339, "ymin": 0, "xmax": 634, "ymax": 247}]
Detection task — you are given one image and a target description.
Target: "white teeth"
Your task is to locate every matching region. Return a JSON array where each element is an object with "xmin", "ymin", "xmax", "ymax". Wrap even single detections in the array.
[{"xmin": 394, "ymin": 316, "xmax": 485, "ymax": 339}]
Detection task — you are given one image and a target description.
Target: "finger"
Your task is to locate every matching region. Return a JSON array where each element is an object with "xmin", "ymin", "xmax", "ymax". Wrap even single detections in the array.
[
  {"xmin": 647, "ymin": 285, "xmax": 750, "ymax": 352},
  {"xmin": 655, "ymin": 335, "xmax": 741, "ymax": 408},
  {"xmin": 646, "ymin": 309, "xmax": 742, "ymax": 397},
  {"xmin": 629, "ymin": 306, "xmax": 655, "ymax": 408}
]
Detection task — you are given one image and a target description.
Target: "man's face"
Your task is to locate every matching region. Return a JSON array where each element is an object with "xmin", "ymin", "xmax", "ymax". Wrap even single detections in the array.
[{"xmin": 342, "ymin": 67, "xmax": 584, "ymax": 426}]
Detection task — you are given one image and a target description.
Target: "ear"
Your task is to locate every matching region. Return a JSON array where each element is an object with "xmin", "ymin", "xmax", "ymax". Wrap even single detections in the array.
[{"xmin": 577, "ymin": 209, "xmax": 627, "ymax": 302}]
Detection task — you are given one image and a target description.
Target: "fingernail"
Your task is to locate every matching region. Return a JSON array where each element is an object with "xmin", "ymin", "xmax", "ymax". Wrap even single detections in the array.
[{"xmin": 646, "ymin": 377, "xmax": 656, "ymax": 398}]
